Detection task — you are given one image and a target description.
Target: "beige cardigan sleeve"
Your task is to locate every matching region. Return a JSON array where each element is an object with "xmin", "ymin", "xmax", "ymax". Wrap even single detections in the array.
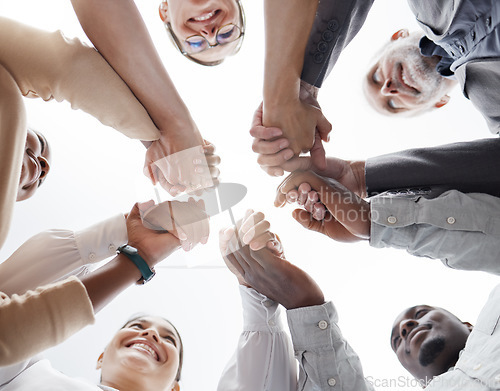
[
  {"xmin": 0, "ymin": 276, "xmax": 94, "ymax": 366},
  {"xmin": 0, "ymin": 16, "xmax": 160, "ymax": 141},
  {"xmin": 0, "ymin": 64, "xmax": 27, "ymax": 251}
]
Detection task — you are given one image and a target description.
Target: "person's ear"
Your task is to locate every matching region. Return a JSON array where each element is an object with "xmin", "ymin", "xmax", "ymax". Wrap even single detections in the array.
[
  {"xmin": 463, "ymin": 322, "xmax": 474, "ymax": 332},
  {"xmin": 159, "ymin": 1, "xmax": 169, "ymax": 23},
  {"xmin": 171, "ymin": 381, "xmax": 180, "ymax": 391},
  {"xmin": 434, "ymin": 94, "xmax": 451, "ymax": 109},
  {"xmin": 391, "ymin": 29, "xmax": 409, "ymax": 41},
  {"xmin": 96, "ymin": 352, "xmax": 104, "ymax": 370}
]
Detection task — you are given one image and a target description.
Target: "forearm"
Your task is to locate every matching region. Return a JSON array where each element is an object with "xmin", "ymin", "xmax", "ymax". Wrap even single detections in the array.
[
  {"xmin": 0, "ymin": 16, "xmax": 159, "ymax": 141},
  {"xmin": 287, "ymin": 301, "xmax": 375, "ymax": 391},
  {"xmin": 217, "ymin": 286, "xmax": 297, "ymax": 391},
  {"xmin": 80, "ymin": 254, "xmax": 142, "ymax": 313},
  {"xmin": 263, "ymin": 0, "xmax": 319, "ymax": 110},
  {"xmin": 366, "ymin": 138, "xmax": 500, "ymax": 197},
  {"xmin": 0, "ymin": 277, "xmax": 94, "ymax": 366},
  {"xmin": 71, "ymin": 0, "xmax": 196, "ymax": 135},
  {"xmin": 301, "ymin": 0, "xmax": 374, "ymax": 87},
  {"xmin": 0, "ymin": 65, "xmax": 26, "ymax": 251},
  {"xmin": 0, "ymin": 214, "xmax": 127, "ymax": 296},
  {"xmin": 370, "ymin": 190, "xmax": 500, "ymax": 275}
]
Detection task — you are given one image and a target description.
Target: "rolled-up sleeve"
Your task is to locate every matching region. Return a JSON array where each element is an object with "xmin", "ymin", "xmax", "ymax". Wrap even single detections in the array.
[
  {"xmin": 370, "ymin": 190, "xmax": 500, "ymax": 275},
  {"xmin": 217, "ymin": 286, "xmax": 297, "ymax": 391}
]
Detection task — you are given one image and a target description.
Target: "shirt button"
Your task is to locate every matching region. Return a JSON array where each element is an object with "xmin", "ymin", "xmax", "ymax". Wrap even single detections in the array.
[
  {"xmin": 108, "ymin": 244, "xmax": 116, "ymax": 252},
  {"xmin": 486, "ymin": 17, "xmax": 492, "ymax": 27},
  {"xmin": 473, "ymin": 363, "xmax": 482, "ymax": 370},
  {"xmin": 446, "ymin": 217, "xmax": 456, "ymax": 225},
  {"xmin": 387, "ymin": 216, "xmax": 397, "ymax": 224},
  {"xmin": 458, "ymin": 45, "xmax": 465, "ymax": 54},
  {"xmin": 328, "ymin": 378, "xmax": 336, "ymax": 386},
  {"xmin": 268, "ymin": 320, "xmax": 275, "ymax": 327},
  {"xmin": 318, "ymin": 320, "xmax": 328, "ymax": 330},
  {"xmin": 263, "ymin": 300, "xmax": 273, "ymax": 308},
  {"xmin": 471, "ymin": 31, "xmax": 476, "ymax": 40},
  {"xmin": 89, "ymin": 253, "xmax": 96, "ymax": 261}
]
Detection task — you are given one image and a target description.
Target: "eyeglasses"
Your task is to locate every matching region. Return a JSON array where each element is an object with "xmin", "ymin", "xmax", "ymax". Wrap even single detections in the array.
[
  {"xmin": 164, "ymin": 0, "xmax": 245, "ymax": 65},
  {"xmin": 184, "ymin": 23, "xmax": 243, "ymax": 54}
]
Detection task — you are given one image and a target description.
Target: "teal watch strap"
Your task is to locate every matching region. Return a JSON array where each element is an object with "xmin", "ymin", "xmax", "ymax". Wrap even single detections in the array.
[{"xmin": 117, "ymin": 244, "xmax": 155, "ymax": 284}]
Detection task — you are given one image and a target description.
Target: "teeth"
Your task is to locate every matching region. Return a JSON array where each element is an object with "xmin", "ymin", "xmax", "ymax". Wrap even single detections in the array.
[
  {"xmin": 193, "ymin": 10, "xmax": 215, "ymax": 21},
  {"xmin": 130, "ymin": 343, "xmax": 158, "ymax": 361}
]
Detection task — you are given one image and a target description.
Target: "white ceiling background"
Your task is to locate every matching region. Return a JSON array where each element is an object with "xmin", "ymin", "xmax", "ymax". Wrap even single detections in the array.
[{"xmin": 0, "ymin": 0, "xmax": 498, "ymax": 389}]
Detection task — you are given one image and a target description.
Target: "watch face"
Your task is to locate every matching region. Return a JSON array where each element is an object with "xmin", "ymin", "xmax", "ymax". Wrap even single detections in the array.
[{"xmin": 119, "ymin": 245, "xmax": 138, "ymax": 255}]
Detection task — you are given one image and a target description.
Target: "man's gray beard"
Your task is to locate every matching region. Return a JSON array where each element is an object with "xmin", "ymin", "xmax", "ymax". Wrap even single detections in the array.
[{"xmin": 419, "ymin": 336, "xmax": 445, "ymax": 367}]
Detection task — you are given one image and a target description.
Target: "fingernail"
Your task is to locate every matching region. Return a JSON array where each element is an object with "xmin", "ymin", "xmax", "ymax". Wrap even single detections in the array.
[
  {"xmin": 284, "ymin": 150, "xmax": 294, "ymax": 160},
  {"xmin": 279, "ymin": 140, "xmax": 289, "ymax": 149},
  {"xmin": 271, "ymin": 128, "xmax": 282, "ymax": 137}
]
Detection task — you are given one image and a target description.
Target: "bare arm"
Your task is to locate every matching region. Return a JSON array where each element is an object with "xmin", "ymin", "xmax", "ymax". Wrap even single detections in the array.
[
  {"xmin": 261, "ymin": 0, "xmax": 331, "ymax": 165},
  {"xmin": 71, "ymin": 0, "xmax": 213, "ymax": 194},
  {"xmin": 0, "ymin": 65, "xmax": 26, "ymax": 251},
  {"xmin": 70, "ymin": 0, "xmax": 194, "ymax": 131}
]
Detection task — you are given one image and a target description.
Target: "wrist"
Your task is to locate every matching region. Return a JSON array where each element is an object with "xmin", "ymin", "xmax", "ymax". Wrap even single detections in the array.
[
  {"xmin": 263, "ymin": 77, "xmax": 301, "ymax": 109},
  {"xmin": 352, "ymin": 160, "xmax": 367, "ymax": 198},
  {"xmin": 117, "ymin": 244, "xmax": 156, "ymax": 284}
]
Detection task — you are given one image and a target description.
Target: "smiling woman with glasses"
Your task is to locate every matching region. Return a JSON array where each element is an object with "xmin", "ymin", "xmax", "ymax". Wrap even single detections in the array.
[{"xmin": 159, "ymin": 0, "xmax": 245, "ymax": 66}]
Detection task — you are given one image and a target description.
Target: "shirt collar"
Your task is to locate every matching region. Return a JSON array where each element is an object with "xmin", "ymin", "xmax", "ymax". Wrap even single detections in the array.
[{"xmin": 419, "ymin": 36, "xmax": 455, "ymax": 77}]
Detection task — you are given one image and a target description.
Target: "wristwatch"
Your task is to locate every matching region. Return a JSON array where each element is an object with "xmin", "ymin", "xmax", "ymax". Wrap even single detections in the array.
[{"xmin": 117, "ymin": 244, "xmax": 156, "ymax": 284}]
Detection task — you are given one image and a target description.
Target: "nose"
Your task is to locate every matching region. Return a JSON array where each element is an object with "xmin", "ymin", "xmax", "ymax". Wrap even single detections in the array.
[
  {"xmin": 381, "ymin": 78, "xmax": 398, "ymax": 96},
  {"xmin": 400, "ymin": 319, "xmax": 418, "ymax": 339},
  {"xmin": 200, "ymin": 24, "xmax": 218, "ymax": 44},
  {"xmin": 141, "ymin": 329, "xmax": 159, "ymax": 343}
]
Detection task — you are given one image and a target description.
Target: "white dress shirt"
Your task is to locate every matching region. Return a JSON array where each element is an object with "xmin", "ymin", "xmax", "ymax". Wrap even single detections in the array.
[
  {"xmin": 0, "ymin": 214, "xmax": 127, "ymax": 295},
  {"xmin": 217, "ymin": 286, "xmax": 297, "ymax": 391}
]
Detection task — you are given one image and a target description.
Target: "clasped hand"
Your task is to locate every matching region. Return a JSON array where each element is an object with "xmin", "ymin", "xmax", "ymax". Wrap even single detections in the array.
[
  {"xmin": 144, "ymin": 133, "xmax": 220, "ymax": 196},
  {"xmin": 275, "ymin": 170, "xmax": 371, "ymax": 242},
  {"xmin": 219, "ymin": 209, "xmax": 324, "ymax": 310}
]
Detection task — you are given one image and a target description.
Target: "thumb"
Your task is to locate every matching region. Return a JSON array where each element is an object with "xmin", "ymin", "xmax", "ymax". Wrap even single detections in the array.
[
  {"xmin": 315, "ymin": 111, "xmax": 332, "ymax": 142},
  {"xmin": 309, "ymin": 132, "xmax": 326, "ymax": 170},
  {"xmin": 292, "ymin": 208, "xmax": 324, "ymax": 234},
  {"xmin": 251, "ymin": 102, "xmax": 264, "ymax": 128}
]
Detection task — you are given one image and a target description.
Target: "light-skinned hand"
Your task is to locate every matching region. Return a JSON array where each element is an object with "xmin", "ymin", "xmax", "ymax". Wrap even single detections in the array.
[
  {"xmin": 276, "ymin": 171, "xmax": 371, "ymax": 242},
  {"xmin": 140, "ymin": 198, "xmax": 210, "ymax": 252},
  {"xmin": 144, "ymin": 128, "xmax": 220, "ymax": 195}
]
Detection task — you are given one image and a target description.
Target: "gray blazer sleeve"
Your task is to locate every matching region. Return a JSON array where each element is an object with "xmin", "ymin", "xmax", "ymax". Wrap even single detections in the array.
[
  {"xmin": 301, "ymin": 0, "xmax": 374, "ymax": 87},
  {"xmin": 365, "ymin": 138, "xmax": 500, "ymax": 197}
]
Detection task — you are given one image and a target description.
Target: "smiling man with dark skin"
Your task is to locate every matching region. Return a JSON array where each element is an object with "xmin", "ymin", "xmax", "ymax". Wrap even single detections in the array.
[{"xmin": 391, "ymin": 305, "xmax": 473, "ymax": 386}]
